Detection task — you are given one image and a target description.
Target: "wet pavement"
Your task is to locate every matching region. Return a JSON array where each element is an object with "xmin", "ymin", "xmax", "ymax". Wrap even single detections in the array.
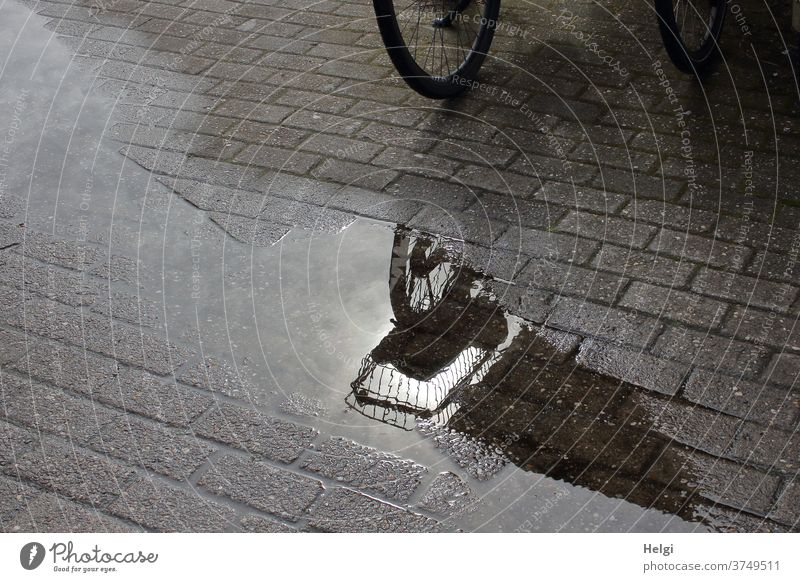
[{"xmin": 0, "ymin": 0, "xmax": 799, "ymax": 532}]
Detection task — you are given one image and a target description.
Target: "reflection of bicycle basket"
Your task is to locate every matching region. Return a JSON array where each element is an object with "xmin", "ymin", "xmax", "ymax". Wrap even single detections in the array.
[{"xmin": 347, "ymin": 229, "xmax": 508, "ymax": 430}]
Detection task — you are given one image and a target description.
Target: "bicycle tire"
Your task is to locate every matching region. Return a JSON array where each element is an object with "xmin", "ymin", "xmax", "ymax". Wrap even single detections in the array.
[
  {"xmin": 373, "ymin": 0, "xmax": 502, "ymax": 99},
  {"xmin": 656, "ymin": 0, "xmax": 726, "ymax": 75}
]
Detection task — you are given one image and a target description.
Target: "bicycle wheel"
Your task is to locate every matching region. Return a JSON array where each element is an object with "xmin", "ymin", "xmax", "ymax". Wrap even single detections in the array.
[
  {"xmin": 373, "ymin": 0, "xmax": 501, "ymax": 99},
  {"xmin": 656, "ymin": 0, "xmax": 726, "ymax": 75}
]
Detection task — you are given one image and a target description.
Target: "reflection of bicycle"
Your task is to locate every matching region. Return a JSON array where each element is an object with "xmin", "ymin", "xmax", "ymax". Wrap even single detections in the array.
[
  {"xmin": 373, "ymin": 1, "xmax": 726, "ymax": 98},
  {"xmin": 347, "ymin": 228, "xmax": 509, "ymax": 429}
]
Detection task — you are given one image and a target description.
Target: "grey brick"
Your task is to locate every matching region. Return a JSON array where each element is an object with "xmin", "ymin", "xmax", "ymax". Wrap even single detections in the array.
[
  {"xmin": 653, "ymin": 326, "xmax": 768, "ymax": 377},
  {"xmin": 109, "ymin": 477, "xmax": 236, "ymax": 532},
  {"xmin": 301, "ymin": 437, "xmax": 426, "ymax": 501},
  {"xmin": 577, "ymin": 339, "xmax": 688, "ymax": 395},
  {"xmin": 106, "ymin": 365, "xmax": 213, "ymax": 426},
  {"xmin": 764, "ymin": 353, "xmax": 800, "ymax": 387},
  {"xmin": 621, "ymin": 200, "xmax": 718, "ymax": 232},
  {"xmin": 13, "ymin": 231, "xmax": 99, "ymax": 270},
  {"xmin": 648, "ymin": 447, "xmax": 781, "ymax": 514},
  {"xmin": 194, "ymin": 403, "xmax": 316, "ymax": 463},
  {"xmin": 1, "ymin": 373, "xmax": 213, "ymax": 480},
  {"xmin": 308, "ymin": 488, "xmax": 441, "ymax": 533},
  {"xmin": 557, "ymin": 210, "xmax": 658, "ymax": 248},
  {"xmin": 372, "ymin": 147, "xmax": 459, "ymax": 178},
  {"xmin": 547, "ymin": 297, "xmax": 662, "ymax": 348},
  {"xmin": 236, "ymin": 143, "xmax": 320, "ymax": 175},
  {"xmin": 468, "ymin": 193, "xmax": 566, "ymax": 231},
  {"xmin": 518, "ymin": 260, "xmax": 627, "ymax": 305},
  {"xmin": 418, "ymin": 472, "xmax": 475, "ymax": 517},
  {"xmin": 312, "ymin": 158, "xmax": 398, "ymax": 191},
  {"xmin": 731, "ymin": 423, "xmax": 799, "ymax": 473},
  {"xmin": 298, "ymin": 134, "xmax": 382, "ymax": 164},
  {"xmin": 0, "ymin": 253, "xmax": 97, "ymax": 307},
  {"xmin": 620, "ymin": 281, "xmax": 727, "ymax": 328},
  {"xmin": 490, "ymin": 281, "xmax": 552, "ymax": 323},
  {"xmin": 684, "ymin": 370, "xmax": 798, "ymax": 429},
  {"xmin": 198, "ymin": 454, "xmax": 322, "ymax": 520},
  {"xmin": 0, "ymin": 420, "xmax": 35, "ymax": 467},
  {"xmin": 725, "ymin": 306, "xmax": 800, "ymax": 353},
  {"xmin": 13, "ymin": 437, "xmax": 133, "ymax": 507},
  {"xmin": 454, "ymin": 164, "xmax": 537, "ymax": 197},
  {"xmin": 6, "ymin": 493, "xmax": 137, "ymax": 533},
  {"xmin": 495, "ymin": 226, "xmax": 599, "ymax": 265},
  {"xmin": 176, "ymin": 356, "xmax": 255, "ymax": 400},
  {"xmin": 384, "ymin": 174, "xmax": 475, "ymax": 211},
  {"xmin": 533, "ymin": 181, "xmax": 629, "ymax": 214},
  {"xmin": 747, "ymin": 248, "xmax": 800, "ymax": 284},
  {"xmin": 408, "ymin": 206, "xmax": 507, "ymax": 246},
  {"xmin": 240, "ymin": 514, "xmax": 296, "ymax": 533},
  {"xmin": 692, "ymin": 268, "xmax": 797, "ymax": 312},
  {"xmin": 770, "ymin": 479, "xmax": 800, "ymax": 527},
  {"xmin": 209, "ymin": 212, "xmax": 292, "ymax": 247},
  {"xmin": 0, "ymin": 474, "xmax": 36, "ymax": 530},
  {"xmin": 592, "ymin": 244, "xmax": 696, "ymax": 287},
  {"xmin": 649, "ymin": 228, "xmax": 750, "ymax": 270}
]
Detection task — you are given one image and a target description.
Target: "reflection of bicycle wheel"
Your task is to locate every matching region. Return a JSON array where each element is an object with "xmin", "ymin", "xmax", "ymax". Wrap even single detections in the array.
[
  {"xmin": 373, "ymin": 0, "xmax": 501, "ymax": 99},
  {"xmin": 348, "ymin": 229, "xmax": 508, "ymax": 429},
  {"xmin": 656, "ymin": 0, "xmax": 726, "ymax": 75}
]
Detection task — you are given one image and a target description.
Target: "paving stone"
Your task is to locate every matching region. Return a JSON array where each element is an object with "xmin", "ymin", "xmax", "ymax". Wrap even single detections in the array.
[
  {"xmin": 12, "ymin": 437, "xmax": 133, "ymax": 507},
  {"xmin": 198, "ymin": 454, "xmax": 322, "ymax": 520},
  {"xmin": 693, "ymin": 268, "xmax": 798, "ymax": 313},
  {"xmin": 557, "ymin": 210, "xmax": 658, "ymax": 249},
  {"xmin": 301, "ymin": 437, "xmax": 425, "ymax": 501},
  {"xmin": 408, "ymin": 206, "xmax": 507, "ymax": 246},
  {"xmin": 240, "ymin": 514, "xmax": 297, "ymax": 533},
  {"xmin": 621, "ymin": 200, "xmax": 718, "ymax": 232},
  {"xmin": 176, "ymin": 355, "xmax": 255, "ymax": 400},
  {"xmin": 109, "ymin": 477, "xmax": 236, "ymax": 532},
  {"xmin": 0, "ymin": 222, "xmax": 25, "ymax": 249},
  {"xmin": 724, "ymin": 306, "xmax": 800, "ymax": 353},
  {"xmin": 687, "ymin": 364, "xmax": 795, "ymax": 420},
  {"xmin": 591, "ymin": 244, "xmax": 696, "ymax": 287},
  {"xmin": 577, "ymin": 339, "xmax": 687, "ymax": 396},
  {"xmin": 495, "ymin": 226, "xmax": 599, "ymax": 265},
  {"xmin": 209, "ymin": 212, "xmax": 292, "ymax": 246},
  {"xmin": 518, "ymin": 260, "xmax": 628, "ymax": 305},
  {"xmin": 0, "ymin": 474, "xmax": 36, "ymax": 530},
  {"xmin": 194, "ymin": 403, "xmax": 316, "ymax": 463},
  {"xmin": 547, "ymin": 297, "xmax": 662, "ymax": 348},
  {"xmin": 416, "ymin": 419, "xmax": 508, "ymax": 481},
  {"xmin": 0, "ymin": 253, "xmax": 96, "ymax": 307},
  {"xmin": 731, "ymin": 423, "xmax": 799, "ymax": 473},
  {"xmin": 653, "ymin": 326, "xmax": 769, "ymax": 377},
  {"xmin": 6, "ymin": 493, "xmax": 138, "ymax": 533},
  {"xmin": 763, "ymin": 353, "xmax": 800, "ymax": 387},
  {"xmin": 307, "ymin": 488, "xmax": 441, "ymax": 533},
  {"xmin": 0, "ymin": 420, "xmax": 35, "ymax": 467},
  {"xmin": 533, "ymin": 181, "xmax": 629, "ymax": 214},
  {"xmin": 418, "ymin": 472, "xmax": 475, "ymax": 517},
  {"xmin": 12, "ymin": 230, "xmax": 98, "ymax": 270},
  {"xmin": 649, "ymin": 228, "xmax": 750, "ymax": 271},
  {"xmin": 646, "ymin": 445, "xmax": 780, "ymax": 514},
  {"xmin": 1, "ymin": 373, "xmax": 213, "ymax": 480},
  {"xmin": 620, "ymin": 281, "xmax": 727, "ymax": 328},
  {"xmin": 769, "ymin": 479, "xmax": 800, "ymax": 527},
  {"xmin": 90, "ymin": 290, "xmax": 160, "ymax": 327}
]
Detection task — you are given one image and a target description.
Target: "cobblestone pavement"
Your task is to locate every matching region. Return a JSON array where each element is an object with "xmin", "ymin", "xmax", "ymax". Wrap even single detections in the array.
[{"xmin": 0, "ymin": 0, "xmax": 799, "ymax": 532}]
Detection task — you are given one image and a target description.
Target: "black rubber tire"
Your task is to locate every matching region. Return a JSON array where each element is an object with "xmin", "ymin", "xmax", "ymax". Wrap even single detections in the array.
[
  {"xmin": 656, "ymin": 0, "xmax": 726, "ymax": 76},
  {"xmin": 373, "ymin": 0, "xmax": 502, "ymax": 99}
]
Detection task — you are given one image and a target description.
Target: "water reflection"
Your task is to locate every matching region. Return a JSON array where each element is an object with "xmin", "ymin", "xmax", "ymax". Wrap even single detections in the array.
[{"xmin": 349, "ymin": 227, "xmax": 768, "ymax": 529}]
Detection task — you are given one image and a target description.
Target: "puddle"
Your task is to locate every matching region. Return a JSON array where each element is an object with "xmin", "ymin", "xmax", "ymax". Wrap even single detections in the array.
[{"xmin": 168, "ymin": 217, "xmax": 741, "ymax": 532}]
